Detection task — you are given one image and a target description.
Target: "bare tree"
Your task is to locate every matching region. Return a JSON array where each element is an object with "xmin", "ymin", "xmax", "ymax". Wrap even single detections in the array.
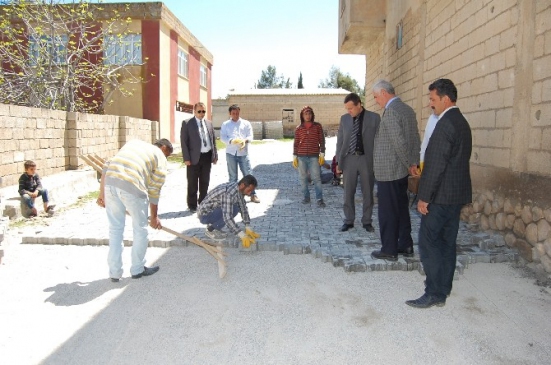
[{"xmin": 0, "ymin": 0, "xmax": 147, "ymax": 113}]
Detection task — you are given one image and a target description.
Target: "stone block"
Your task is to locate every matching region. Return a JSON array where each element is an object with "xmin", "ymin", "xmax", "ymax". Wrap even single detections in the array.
[
  {"xmin": 525, "ymin": 223, "xmax": 538, "ymax": 245},
  {"xmin": 344, "ymin": 260, "xmax": 367, "ymax": 272},
  {"xmin": 283, "ymin": 244, "xmax": 303, "ymax": 255},
  {"xmin": 521, "ymin": 205, "xmax": 533, "ymax": 224},
  {"xmin": 515, "ymin": 239, "xmax": 533, "ymax": 262},
  {"xmin": 537, "ymin": 219, "xmax": 550, "ymax": 242},
  {"xmin": 258, "ymin": 242, "xmax": 278, "ymax": 251},
  {"xmin": 540, "ymin": 255, "xmax": 551, "ymax": 273},
  {"xmin": 544, "ymin": 237, "xmax": 551, "ymax": 256},
  {"xmin": 513, "ymin": 218, "xmax": 526, "ymax": 237}
]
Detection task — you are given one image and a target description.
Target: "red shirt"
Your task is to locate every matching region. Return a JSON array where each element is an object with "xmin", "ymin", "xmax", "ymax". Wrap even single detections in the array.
[{"xmin": 293, "ymin": 122, "xmax": 325, "ymax": 156}]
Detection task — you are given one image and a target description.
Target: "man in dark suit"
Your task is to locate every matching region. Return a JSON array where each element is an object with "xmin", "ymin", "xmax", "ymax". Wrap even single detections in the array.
[
  {"xmin": 371, "ymin": 80, "xmax": 421, "ymax": 262},
  {"xmin": 180, "ymin": 102, "xmax": 218, "ymax": 213},
  {"xmin": 406, "ymin": 78, "xmax": 472, "ymax": 309},
  {"xmin": 335, "ymin": 93, "xmax": 380, "ymax": 232}
]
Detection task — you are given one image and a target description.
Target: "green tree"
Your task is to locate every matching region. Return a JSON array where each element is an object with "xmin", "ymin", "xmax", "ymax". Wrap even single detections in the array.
[
  {"xmin": 255, "ymin": 65, "xmax": 292, "ymax": 89},
  {"xmin": 319, "ymin": 66, "xmax": 365, "ymax": 103},
  {"xmin": 297, "ymin": 72, "xmax": 303, "ymax": 89},
  {"xmin": 0, "ymin": 0, "xmax": 146, "ymax": 113}
]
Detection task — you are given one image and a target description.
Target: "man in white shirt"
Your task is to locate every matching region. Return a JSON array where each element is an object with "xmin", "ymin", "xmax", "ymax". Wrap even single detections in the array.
[
  {"xmin": 220, "ymin": 104, "xmax": 260, "ymax": 203},
  {"xmin": 420, "ymin": 113, "xmax": 439, "ymax": 171}
]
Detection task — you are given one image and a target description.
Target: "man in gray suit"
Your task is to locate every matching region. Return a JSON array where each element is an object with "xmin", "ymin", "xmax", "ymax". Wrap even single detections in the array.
[
  {"xmin": 406, "ymin": 79, "xmax": 472, "ymax": 308},
  {"xmin": 335, "ymin": 93, "xmax": 381, "ymax": 232},
  {"xmin": 180, "ymin": 102, "xmax": 218, "ymax": 213},
  {"xmin": 371, "ymin": 80, "xmax": 421, "ymax": 261}
]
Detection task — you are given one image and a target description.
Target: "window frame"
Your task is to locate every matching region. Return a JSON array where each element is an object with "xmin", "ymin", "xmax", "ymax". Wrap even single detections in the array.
[
  {"xmin": 104, "ymin": 33, "xmax": 143, "ymax": 65},
  {"xmin": 177, "ymin": 48, "xmax": 189, "ymax": 78},
  {"xmin": 199, "ymin": 64, "xmax": 207, "ymax": 88},
  {"xmin": 29, "ymin": 34, "xmax": 68, "ymax": 65}
]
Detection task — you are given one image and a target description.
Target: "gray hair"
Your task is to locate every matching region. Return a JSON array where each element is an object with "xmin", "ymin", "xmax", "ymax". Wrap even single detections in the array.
[{"xmin": 372, "ymin": 80, "xmax": 395, "ymax": 95}]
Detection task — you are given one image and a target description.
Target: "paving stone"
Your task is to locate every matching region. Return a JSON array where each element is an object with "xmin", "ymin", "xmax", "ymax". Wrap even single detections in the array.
[{"xmin": 9, "ymin": 139, "xmax": 519, "ymax": 278}]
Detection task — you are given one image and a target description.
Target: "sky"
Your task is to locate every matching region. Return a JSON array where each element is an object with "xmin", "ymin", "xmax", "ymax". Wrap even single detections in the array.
[{"xmin": 103, "ymin": 0, "xmax": 366, "ymax": 98}]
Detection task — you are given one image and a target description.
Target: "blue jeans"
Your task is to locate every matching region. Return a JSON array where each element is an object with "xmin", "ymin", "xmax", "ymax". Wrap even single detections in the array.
[
  {"xmin": 298, "ymin": 156, "xmax": 323, "ymax": 200},
  {"xmin": 198, "ymin": 204, "xmax": 240, "ymax": 231},
  {"xmin": 105, "ymin": 185, "xmax": 149, "ymax": 279},
  {"xmin": 21, "ymin": 189, "xmax": 49, "ymax": 208},
  {"xmin": 418, "ymin": 203, "xmax": 462, "ymax": 300},
  {"xmin": 226, "ymin": 153, "xmax": 256, "ymax": 195}
]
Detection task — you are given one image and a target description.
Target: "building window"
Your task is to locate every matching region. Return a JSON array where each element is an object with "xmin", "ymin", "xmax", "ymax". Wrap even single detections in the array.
[
  {"xmin": 200, "ymin": 64, "xmax": 207, "ymax": 87},
  {"xmin": 396, "ymin": 21, "xmax": 403, "ymax": 50},
  {"xmin": 104, "ymin": 34, "xmax": 142, "ymax": 65},
  {"xmin": 29, "ymin": 34, "xmax": 68, "ymax": 65},
  {"xmin": 178, "ymin": 49, "xmax": 188, "ymax": 78}
]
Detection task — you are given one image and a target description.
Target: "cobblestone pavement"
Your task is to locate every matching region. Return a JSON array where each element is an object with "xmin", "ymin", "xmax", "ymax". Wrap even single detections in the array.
[{"xmin": 20, "ymin": 137, "xmax": 518, "ymax": 275}]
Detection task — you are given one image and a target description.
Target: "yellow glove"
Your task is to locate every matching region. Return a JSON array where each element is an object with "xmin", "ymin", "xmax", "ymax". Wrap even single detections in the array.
[
  {"xmin": 319, "ymin": 153, "xmax": 325, "ymax": 166},
  {"xmin": 245, "ymin": 226, "xmax": 261, "ymax": 240},
  {"xmin": 231, "ymin": 138, "xmax": 246, "ymax": 150},
  {"xmin": 238, "ymin": 231, "xmax": 256, "ymax": 248},
  {"xmin": 292, "ymin": 155, "xmax": 298, "ymax": 169}
]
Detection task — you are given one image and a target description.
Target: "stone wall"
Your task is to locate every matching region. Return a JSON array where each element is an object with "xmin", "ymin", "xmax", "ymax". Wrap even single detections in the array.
[
  {"xmin": 461, "ymin": 189, "xmax": 551, "ymax": 274},
  {"xmin": 0, "ymin": 104, "xmax": 159, "ymax": 187}
]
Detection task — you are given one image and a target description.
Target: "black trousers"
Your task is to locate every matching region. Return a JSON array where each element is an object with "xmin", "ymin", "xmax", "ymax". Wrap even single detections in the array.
[
  {"xmin": 377, "ymin": 176, "xmax": 413, "ymax": 255},
  {"xmin": 186, "ymin": 151, "xmax": 212, "ymax": 210}
]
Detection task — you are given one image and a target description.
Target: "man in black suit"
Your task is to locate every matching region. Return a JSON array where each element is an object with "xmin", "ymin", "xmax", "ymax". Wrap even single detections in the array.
[
  {"xmin": 180, "ymin": 102, "xmax": 218, "ymax": 213},
  {"xmin": 335, "ymin": 93, "xmax": 380, "ymax": 233},
  {"xmin": 406, "ymin": 79, "xmax": 472, "ymax": 309}
]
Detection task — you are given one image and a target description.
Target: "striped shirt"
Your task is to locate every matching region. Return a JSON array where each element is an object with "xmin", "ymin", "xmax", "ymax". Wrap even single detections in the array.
[
  {"xmin": 197, "ymin": 181, "xmax": 250, "ymax": 235},
  {"xmin": 104, "ymin": 140, "xmax": 168, "ymax": 205},
  {"xmin": 293, "ymin": 122, "xmax": 325, "ymax": 156}
]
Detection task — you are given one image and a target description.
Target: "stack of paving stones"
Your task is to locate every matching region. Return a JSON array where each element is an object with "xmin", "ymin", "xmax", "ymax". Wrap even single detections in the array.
[{"xmin": 18, "ymin": 139, "xmax": 518, "ymax": 278}]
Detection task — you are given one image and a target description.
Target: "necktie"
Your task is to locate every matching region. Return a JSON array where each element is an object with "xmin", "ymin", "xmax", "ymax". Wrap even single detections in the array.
[
  {"xmin": 349, "ymin": 116, "xmax": 360, "ymax": 153},
  {"xmin": 199, "ymin": 119, "xmax": 207, "ymax": 147}
]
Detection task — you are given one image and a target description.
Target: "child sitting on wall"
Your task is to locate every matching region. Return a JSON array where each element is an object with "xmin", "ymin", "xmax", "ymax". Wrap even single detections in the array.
[{"xmin": 18, "ymin": 160, "xmax": 55, "ymax": 217}]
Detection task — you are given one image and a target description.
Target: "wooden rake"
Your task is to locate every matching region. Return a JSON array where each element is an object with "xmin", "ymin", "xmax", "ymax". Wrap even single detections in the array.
[{"xmin": 80, "ymin": 153, "xmax": 227, "ymax": 278}]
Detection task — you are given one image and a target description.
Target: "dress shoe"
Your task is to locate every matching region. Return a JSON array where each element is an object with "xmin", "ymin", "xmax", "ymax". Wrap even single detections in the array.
[
  {"xmin": 405, "ymin": 294, "xmax": 446, "ymax": 308},
  {"xmin": 340, "ymin": 223, "xmax": 354, "ymax": 232},
  {"xmin": 363, "ymin": 223, "xmax": 375, "ymax": 232},
  {"xmin": 110, "ymin": 278, "xmax": 120, "ymax": 283},
  {"xmin": 398, "ymin": 246, "xmax": 414, "ymax": 257},
  {"xmin": 131, "ymin": 265, "xmax": 160, "ymax": 279},
  {"xmin": 371, "ymin": 250, "xmax": 398, "ymax": 261}
]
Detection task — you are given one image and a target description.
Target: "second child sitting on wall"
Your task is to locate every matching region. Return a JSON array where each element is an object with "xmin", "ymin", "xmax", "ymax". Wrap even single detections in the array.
[{"xmin": 18, "ymin": 160, "xmax": 55, "ymax": 218}]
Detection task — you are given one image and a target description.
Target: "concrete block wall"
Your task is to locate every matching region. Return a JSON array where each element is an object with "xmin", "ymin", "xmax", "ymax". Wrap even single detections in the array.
[
  {"xmin": 0, "ymin": 105, "xmax": 158, "ymax": 188},
  {"xmin": 364, "ymin": 0, "xmax": 551, "ymax": 180},
  {"xmin": 359, "ymin": 0, "xmax": 551, "ymax": 271},
  {"xmin": 0, "ymin": 104, "xmax": 72, "ymax": 187}
]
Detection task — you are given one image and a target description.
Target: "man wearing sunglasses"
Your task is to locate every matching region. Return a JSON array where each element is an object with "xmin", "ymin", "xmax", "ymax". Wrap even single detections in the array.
[{"xmin": 180, "ymin": 102, "xmax": 218, "ymax": 213}]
